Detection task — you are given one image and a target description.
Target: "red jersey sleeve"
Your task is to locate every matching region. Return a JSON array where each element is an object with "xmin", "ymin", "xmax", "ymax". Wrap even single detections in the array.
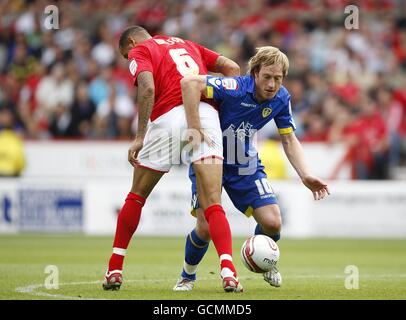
[
  {"xmin": 127, "ymin": 45, "xmax": 153, "ymax": 86},
  {"xmin": 195, "ymin": 43, "xmax": 220, "ymax": 71}
]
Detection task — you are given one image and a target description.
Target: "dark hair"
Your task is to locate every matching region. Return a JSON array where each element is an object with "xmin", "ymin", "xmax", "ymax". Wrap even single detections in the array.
[{"xmin": 118, "ymin": 26, "xmax": 149, "ymax": 48}]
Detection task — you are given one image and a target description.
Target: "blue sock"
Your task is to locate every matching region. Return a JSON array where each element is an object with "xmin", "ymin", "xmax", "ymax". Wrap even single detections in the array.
[
  {"xmin": 181, "ymin": 229, "xmax": 209, "ymax": 280},
  {"xmin": 255, "ymin": 224, "xmax": 281, "ymax": 242}
]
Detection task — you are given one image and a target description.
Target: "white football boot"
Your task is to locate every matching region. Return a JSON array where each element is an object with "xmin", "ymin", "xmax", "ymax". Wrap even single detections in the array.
[
  {"xmin": 173, "ymin": 277, "xmax": 195, "ymax": 291},
  {"xmin": 263, "ymin": 264, "xmax": 282, "ymax": 287}
]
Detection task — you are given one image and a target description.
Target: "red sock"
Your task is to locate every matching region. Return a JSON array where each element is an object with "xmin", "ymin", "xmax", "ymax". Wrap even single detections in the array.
[
  {"xmin": 108, "ymin": 192, "xmax": 145, "ymax": 272},
  {"xmin": 204, "ymin": 204, "xmax": 236, "ymax": 276}
]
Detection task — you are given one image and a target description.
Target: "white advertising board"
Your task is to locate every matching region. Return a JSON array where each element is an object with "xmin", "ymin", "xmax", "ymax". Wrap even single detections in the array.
[{"xmin": 22, "ymin": 141, "xmax": 349, "ymax": 180}]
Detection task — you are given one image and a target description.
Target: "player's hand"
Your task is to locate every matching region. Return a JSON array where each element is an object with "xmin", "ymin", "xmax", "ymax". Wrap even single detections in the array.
[
  {"xmin": 301, "ymin": 175, "xmax": 330, "ymax": 200},
  {"xmin": 185, "ymin": 127, "xmax": 214, "ymax": 150},
  {"xmin": 128, "ymin": 136, "xmax": 144, "ymax": 167}
]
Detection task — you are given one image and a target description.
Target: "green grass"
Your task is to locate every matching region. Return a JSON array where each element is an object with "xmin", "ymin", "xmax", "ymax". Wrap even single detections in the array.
[{"xmin": 1, "ymin": 235, "xmax": 405, "ymax": 300}]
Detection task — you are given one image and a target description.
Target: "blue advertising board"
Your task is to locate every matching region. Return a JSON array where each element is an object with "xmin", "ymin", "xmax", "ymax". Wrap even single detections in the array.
[{"xmin": 18, "ymin": 189, "xmax": 83, "ymax": 232}]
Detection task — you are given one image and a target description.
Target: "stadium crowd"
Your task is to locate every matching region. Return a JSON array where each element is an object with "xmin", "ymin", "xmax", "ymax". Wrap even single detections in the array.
[{"xmin": 0, "ymin": 0, "xmax": 405, "ymax": 179}]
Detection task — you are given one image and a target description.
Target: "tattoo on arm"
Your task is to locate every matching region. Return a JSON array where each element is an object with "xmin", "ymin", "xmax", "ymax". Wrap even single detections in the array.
[{"xmin": 136, "ymin": 71, "xmax": 155, "ymax": 138}]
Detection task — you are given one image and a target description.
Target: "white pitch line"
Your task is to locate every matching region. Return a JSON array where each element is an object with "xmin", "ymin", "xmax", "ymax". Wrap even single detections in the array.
[
  {"xmin": 15, "ymin": 278, "xmax": 201, "ymax": 300},
  {"xmin": 290, "ymin": 274, "xmax": 406, "ymax": 279},
  {"xmin": 15, "ymin": 274, "xmax": 406, "ymax": 300},
  {"xmin": 15, "ymin": 281, "xmax": 105, "ymax": 300}
]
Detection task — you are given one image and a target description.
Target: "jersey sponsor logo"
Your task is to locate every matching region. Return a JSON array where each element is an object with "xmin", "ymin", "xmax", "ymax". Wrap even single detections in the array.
[
  {"xmin": 227, "ymin": 122, "xmax": 255, "ymax": 142},
  {"xmin": 262, "ymin": 107, "xmax": 272, "ymax": 118},
  {"xmin": 221, "ymin": 78, "xmax": 238, "ymax": 90},
  {"xmin": 208, "ymin": 77, "xmax": 222, "ymax": 89},
  {"xmin": 241, "ymin": 102, "xmax": 257, "ymax": 108},
  {"xmin": 129, "ymin": 59, "xmax": 137, "ymax": 76}
]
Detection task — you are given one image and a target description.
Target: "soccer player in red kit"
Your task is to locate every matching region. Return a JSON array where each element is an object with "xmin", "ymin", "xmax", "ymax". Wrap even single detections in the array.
[{"xmin": 102, "ymin": 26, "xmax": 243, "ymax": 292}]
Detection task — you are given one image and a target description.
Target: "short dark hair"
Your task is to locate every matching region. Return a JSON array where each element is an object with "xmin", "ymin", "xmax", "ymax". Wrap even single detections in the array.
[{"xmin": 119, "ymin": 26, "xmax": 149, "ymax": 48}]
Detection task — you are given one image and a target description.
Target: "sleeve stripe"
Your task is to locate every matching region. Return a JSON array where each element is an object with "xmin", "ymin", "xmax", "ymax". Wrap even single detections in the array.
[
  {"xmin": 206, "ymin": 86, "xmax": 214, "ymax": 98},
  {"xmin": 278, "ymin": 127, "xmax": 294, "ymax": 135}
]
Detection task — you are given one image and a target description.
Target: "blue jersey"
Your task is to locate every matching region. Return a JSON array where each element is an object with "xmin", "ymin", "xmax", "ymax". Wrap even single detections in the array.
[
  {"xmin": 205, "ymin": 75, "xmax": 295, "ymax": 174},
  {"xmin": 189, "ymin": 75, "xmax": 296, "ymax": 217}
]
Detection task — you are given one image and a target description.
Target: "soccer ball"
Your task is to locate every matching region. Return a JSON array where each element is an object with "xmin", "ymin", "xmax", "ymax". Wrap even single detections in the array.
[{"xmin": 240, "ymin": 235, "xmax": 280, "ymax": 273}]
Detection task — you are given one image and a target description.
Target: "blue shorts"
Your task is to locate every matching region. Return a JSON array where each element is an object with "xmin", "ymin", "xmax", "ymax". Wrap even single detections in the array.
[{"xmin": 189, "ymin": 163, "xmax": 278, "ymax": 217}]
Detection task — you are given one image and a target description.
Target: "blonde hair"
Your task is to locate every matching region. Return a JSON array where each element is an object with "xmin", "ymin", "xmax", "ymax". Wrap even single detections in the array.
[{"xmin": 247, "ymin": 46, "xmax": 289, "ymax": 77}]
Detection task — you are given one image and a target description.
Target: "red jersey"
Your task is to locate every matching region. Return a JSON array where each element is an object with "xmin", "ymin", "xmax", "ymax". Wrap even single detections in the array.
[{"xmin": 127, "ymin": 35, "xmax": 220, "ymax": 121}]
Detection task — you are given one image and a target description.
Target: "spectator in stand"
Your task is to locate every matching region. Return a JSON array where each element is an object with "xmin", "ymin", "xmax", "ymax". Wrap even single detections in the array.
[
  {"xmin": 95, "ymin": 83, "xmax": 135, "ymax": 139},
  {"xmin": 91, "ymin": 24, "xmax": 116, "ymax": 67},
  {"xmin": 48, "ymin": 102, "xmax": 74, "ymax": 138},
  {"xmin": 8, "ymin": 42, "xmax": 37, "ymax": 85},
  {"xmin": 330, "ymin": 92, "xmax": 389, "ymax": 179},
  {"xmin": 393, "ymin": 81, "xmax": 406, "ymax": 159},
  {"xmin": 69, "ymin": 81, "xmax": 96, "ymax": 138},
  {"xmin": 0, "ymin": 107, "xmax": 25, "ymax": 177},
  {"xmin": 376, "ymin": 87, "xmax": 404, "ymax": 169},
  {"xmin": 89, "ymin": 66, "xmax": 113, "ymax": 107},
  {"xmin": 35, "ymin": 62, "xmax": 74, "ymax": 136},
  {"xmin": 358, "ymin": 94, "xmax": 390, "ymax": 180},
  {"xmin": 301, "ymin": 113, "xmax": 328, "ymax": 142}
]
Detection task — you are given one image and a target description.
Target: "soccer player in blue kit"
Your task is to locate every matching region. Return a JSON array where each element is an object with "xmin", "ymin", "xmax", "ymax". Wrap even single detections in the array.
[{"xmin": 173, "ymin": 46, "xmax": 330, "ymax": 291}]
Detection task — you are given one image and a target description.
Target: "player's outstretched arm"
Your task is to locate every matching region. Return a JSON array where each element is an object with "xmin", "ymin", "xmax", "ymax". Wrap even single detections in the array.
[
  {"xmin": 128, "ymin": 71, "xmax": 155, "ymax": 167},
  {"xmin": 280, "ymin": 132, "xmax": 330, "ymax": 200}
]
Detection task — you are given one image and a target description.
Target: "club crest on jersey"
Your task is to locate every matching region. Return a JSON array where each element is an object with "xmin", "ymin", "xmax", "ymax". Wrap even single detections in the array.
[
  {"xmin": 262, "ymin": 107, "xmax": 272, "ymax": 118},
  {"xmin": 221, "ymin": 78, "xmax": 238, "ymax": 90},
  {"xmin": 129, "ymin": 59, "xmax": 137, "ymax": 76}
]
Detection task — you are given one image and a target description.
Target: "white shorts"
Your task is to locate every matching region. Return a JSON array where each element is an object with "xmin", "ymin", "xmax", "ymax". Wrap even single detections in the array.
[{"xmin": 137, "ymin": 102, "xmax": 223, "ymax": 172}]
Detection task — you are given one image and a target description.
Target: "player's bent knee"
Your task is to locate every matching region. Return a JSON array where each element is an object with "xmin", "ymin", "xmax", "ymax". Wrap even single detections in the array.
[
  {"xmin": 254, "ymin": 205, "xmax": 282, "ymax": 235},
  {"xmin": 261, "ymin": 218, "xmax": 282, "ymax": 235}
]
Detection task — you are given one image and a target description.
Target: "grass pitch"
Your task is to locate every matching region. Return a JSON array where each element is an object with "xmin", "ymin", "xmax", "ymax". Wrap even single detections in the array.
[{"xmin": 1, "ymin": 235, "xmax": 405, "ymax": 300}]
